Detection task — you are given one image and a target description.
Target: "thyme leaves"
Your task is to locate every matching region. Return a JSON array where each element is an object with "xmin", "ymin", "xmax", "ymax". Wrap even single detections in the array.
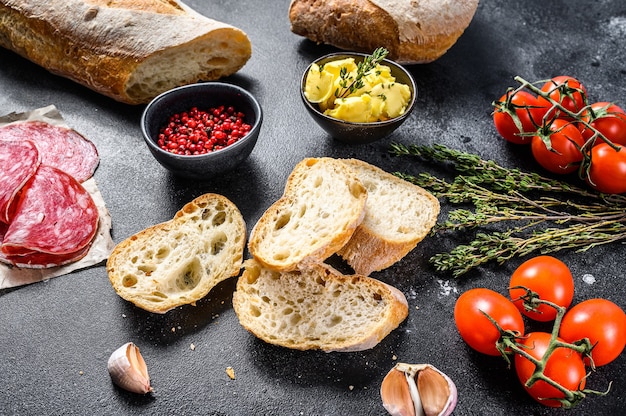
[
  {"xmin": 390, "ymin": 143, "xmax": 626, "ymax": 276},
  {"xmin": 335, "ymin": 47, "xmax": 389, "ymax": 99}
]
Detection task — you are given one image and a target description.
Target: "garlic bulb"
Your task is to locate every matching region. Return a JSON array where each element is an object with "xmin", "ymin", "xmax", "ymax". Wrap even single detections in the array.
[
  {"xmin": 107, "ymin": 342, "xmax": 153, "ymax": 394},
  {"xmin": 381, "ymin": 363, "xmax": 457, "ymax": 416}
]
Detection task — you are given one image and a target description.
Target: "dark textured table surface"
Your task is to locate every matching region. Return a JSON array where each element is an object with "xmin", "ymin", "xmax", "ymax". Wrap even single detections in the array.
[{"xmin": 1, "ymin": 1, "xmax": 625, "ymax": 415}]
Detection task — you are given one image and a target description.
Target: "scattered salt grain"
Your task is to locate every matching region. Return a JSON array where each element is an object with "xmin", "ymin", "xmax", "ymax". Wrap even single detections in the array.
[{"xmin": 437, "ymin": 279, "xmax": 458, "ymax": 297}]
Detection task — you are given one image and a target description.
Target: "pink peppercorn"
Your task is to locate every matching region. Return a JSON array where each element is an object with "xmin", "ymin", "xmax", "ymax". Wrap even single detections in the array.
[{"xmin": 158, "ymin": 106, "xmax": 251, "ymax": 155}]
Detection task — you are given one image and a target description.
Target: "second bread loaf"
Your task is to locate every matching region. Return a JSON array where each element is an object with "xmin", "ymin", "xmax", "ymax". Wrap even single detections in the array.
[{"xmin": 289, "ymin": 0, "xmax": 479, "ymax": 64}]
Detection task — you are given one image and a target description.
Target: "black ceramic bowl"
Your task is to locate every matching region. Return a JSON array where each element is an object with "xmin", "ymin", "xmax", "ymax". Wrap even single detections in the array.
[
  {"xmin": 300, "ymin": 52, "xmax": 416, "ymax": 144},
  {"xmin": 141, "ymin": 82, "xmax": 262, "ymax": 179}
]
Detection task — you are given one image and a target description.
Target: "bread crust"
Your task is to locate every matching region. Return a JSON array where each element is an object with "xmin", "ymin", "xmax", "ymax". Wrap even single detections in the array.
[
  {"xmin": 289, "ymin": 0, "xmax": 479, "ymax": 64},
  {"xmin": 289, "ymin": 0, "xmax": 400, "ymax": 58},
  {"xmin": 0, "ymin": 0, "xmax": 251, "ymax": 104},
  {"xmin": 232, "ymin": 259, "xmax": 408, "ymax": 352},
  {"xmin": 337, "ymin": 159, "xmax": 440, "ymax": 275}
]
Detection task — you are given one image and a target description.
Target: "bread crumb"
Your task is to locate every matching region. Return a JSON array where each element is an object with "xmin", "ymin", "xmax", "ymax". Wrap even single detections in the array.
[
  {"xmin": 190, "ymin": 343, "xmax": 196, "ymax": 351},
  {"xmin": 226, "ymin": 366, "xmax": 235, "ymax": 380},
  {"xmin": 79, "ymin": 370, "xmax": 84, "ymax": 376},
  {"xmin": 392, "ymin": 354, "xmax": 397, "ymax": 360},
  {"xmin": 348, "ymin": 385, "xmax": 354, "ymax": 391},
  {"xmin": 583, "ymin": 273, "xmax": 596, "ymax": 285}
]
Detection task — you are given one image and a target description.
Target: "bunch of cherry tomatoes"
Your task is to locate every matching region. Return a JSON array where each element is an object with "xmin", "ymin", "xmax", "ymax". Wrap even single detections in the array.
[
  {"xmin": 454, "ymin": 255, "xmax": 626, "ymax": 408},
  {"xmin": 493, "ymin": 75, "xmax": 626, "ymax": 194}
]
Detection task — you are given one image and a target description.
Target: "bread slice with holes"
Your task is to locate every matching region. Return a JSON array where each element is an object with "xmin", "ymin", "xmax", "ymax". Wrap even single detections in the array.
[
  {"xmin": 107, "ymin": 193, "xmax": 246, "ymax": 314},
  {"xmin": 336, "ymin": 158, "xmax": 440, "ymax": 275},
  {"xmin": 232, "ymin": 259, "xmax": 408, "ymax": 352},
  {"xmin": 247, "ymin": 157, "xmax": 368, "ymax": 272}
]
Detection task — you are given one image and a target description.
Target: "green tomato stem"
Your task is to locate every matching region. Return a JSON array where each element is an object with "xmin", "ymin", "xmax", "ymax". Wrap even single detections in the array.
[{"xmin": 483, "ymin": 296, "xmax": 606, "ymax": 408}]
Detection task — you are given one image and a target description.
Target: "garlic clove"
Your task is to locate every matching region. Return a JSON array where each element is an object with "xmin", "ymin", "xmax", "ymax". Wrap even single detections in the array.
[
  {"xmin": 107, "ymin": 342, "xmax": 153, "ymax": 394},
  {"xmin": 381, "ymin": 368, "xmax": 416, "ymax": 416},
  {"xmin": 417, "ymin": 366, "xmax": 453, "ymax": 416},
  {"xmin": 381, "ymin": 363, "xmax": 457, "ymax": 416}
]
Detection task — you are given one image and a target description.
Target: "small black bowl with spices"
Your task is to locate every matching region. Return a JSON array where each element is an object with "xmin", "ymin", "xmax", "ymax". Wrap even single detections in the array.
[{"xmin": 141, "ymin": 82, "xmax": 262, "ymax": 179}]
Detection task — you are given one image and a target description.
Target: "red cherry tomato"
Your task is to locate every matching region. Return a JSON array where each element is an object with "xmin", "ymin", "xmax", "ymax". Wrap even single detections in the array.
[
  {"xmin": 509, "ymin": 256, "xmax": 574, "ymax": 322},
  {"xmin": 454, "ymin": 288, "xmax": 525, "ymax": 356},
  {"xmin": 537, "ymin": 76, "xmax": 588, "ymax": 120},
  {"xmin": 586, "ymin": 143, "xmax": 626, "ymax": 194},
  {"xmin": 559, "ymin": 298, "xmax": 626, "ymax": 367},
  {"xmin": 515, "ymin": 332, "xmax": 587, "ymax": 408},
  {"xmin": 493, "ymin": 90, "xmax": 544, "ymax": 144},
  {"xmin": 579, "ymin": 102, "xmax": 626, "ymax": 146},
  {"xmin": 531, "ymin": 119, "xmax": 585, "ymax": 174}
]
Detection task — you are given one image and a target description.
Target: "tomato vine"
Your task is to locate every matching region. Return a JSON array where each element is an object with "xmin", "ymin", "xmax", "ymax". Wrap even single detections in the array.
[{"xmin": 488, "ymin": 293, "xmax": 610, "ymax": 408}]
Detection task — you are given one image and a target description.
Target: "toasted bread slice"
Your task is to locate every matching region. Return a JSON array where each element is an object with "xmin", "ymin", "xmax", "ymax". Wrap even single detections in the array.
[
  {"xmin": 248, "ymin": 157, "xmax": 367, "ymax": 272},
  {"xmin": 337, "ymin": 159, "xmax": 440, "ymax": 275},
  {"xmin": 107, "ymin": 193, "xmax": 246, "ymax": 313},
  {"xmin": 232, "ymin": 259, "xmax": 408, "ymax": 352}
]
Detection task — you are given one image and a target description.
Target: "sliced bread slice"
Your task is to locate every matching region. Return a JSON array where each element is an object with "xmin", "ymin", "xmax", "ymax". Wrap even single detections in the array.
[
  {"xmin": 337, "ymin": 159, "xmax": 440, "ymax": 275},
  {"xmin": 232, "ymin": 259, "xmax": 409, "ymax": 352},
  {"xmin": 248, "ymin": 157, "xmax": 367, "ymax": 272},
  {"xmin": 107, "ymin": 193, "xmax": 246, "ymax": 314}
]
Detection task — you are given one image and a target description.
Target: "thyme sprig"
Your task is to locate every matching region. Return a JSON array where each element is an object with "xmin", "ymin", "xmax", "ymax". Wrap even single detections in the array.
[
  {"xmin": 335, "ymin": 47, "xmax": 389, "ymax": 99},
  {"xmin": 390, "ymin": 143, "xmax": 626, "ymax": 276}
]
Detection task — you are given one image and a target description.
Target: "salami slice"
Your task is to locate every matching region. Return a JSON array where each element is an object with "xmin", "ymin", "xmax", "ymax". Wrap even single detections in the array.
[
  {"xmin": 0, "ymin": 243, "xmax": 92, "ymax": 269},
  {"xmin": 0, "ymin": 221, "xmax": 7, "ymax": 244},
  {"xmin": 0, "ymin": 121, "xmax": 99, "ymax": 182},
  {"xmin": 0, "ymin": 140, "xmax": 41, "ymax": 224},
  {"xmin": 1, "ymin": 165, "xmax": 99, "ymax": 268},
  {"xmin": 0, "ymin": 221, "xmax": 7, "ymax": 263}
]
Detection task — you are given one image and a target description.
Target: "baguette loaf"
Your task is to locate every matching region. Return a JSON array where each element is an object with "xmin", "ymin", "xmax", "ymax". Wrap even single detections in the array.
[
  {"xmin": 0, "ymin": 0, "xmax": 252, "ymax": 104},
  {"xmin": 248, "ymin": 157, "xmax": 367, "ymax": 272},
  {"xmin": 337, "ymin": 159, "xmax": 440, "ymax": 275},
  {"xmin": 232, "ymin": 259, "xmax": 409, "ymax": 352},
  {"xmin": 289, "ymin": 0, "xmax": 479, "ymax": 64},
  {"xmin": 107, "ymin": 193, "xmax": 246, "ymax": 314}
]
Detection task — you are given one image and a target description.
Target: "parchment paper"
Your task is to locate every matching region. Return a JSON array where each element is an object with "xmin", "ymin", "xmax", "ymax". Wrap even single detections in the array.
[{"xmin": 0, "ymin": 105, "xmax": 115, "ymax": 289}]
